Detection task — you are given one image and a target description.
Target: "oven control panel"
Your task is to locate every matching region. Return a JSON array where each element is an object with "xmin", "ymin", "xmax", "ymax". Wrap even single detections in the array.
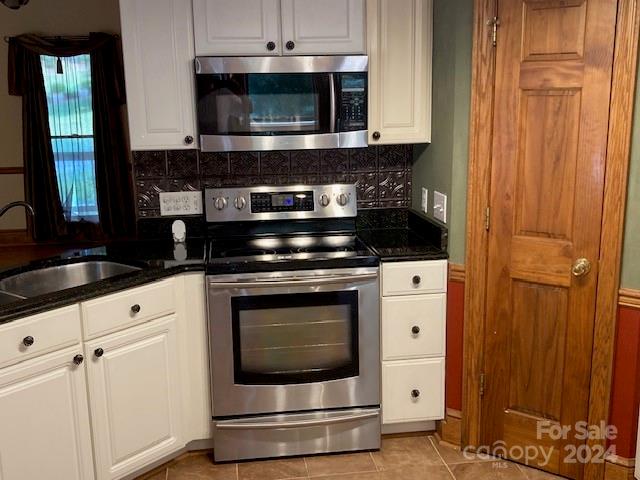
[{"xmin": 205, "ymin": 184, "xmax": 357, "ymax": 222}]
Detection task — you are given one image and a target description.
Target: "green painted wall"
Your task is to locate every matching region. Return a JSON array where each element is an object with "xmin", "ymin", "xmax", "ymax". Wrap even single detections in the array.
[
  {"xmin": 411, "ymin": 0, "xmax": 473, "ymax": 265},
  {"xmin": 621, "ymin": 58, "xmax": 640, "ymax": 290}
]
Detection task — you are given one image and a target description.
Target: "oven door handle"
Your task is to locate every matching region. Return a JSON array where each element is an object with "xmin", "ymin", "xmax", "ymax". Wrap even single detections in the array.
[
  {"xmin": 216, "ymin": 411, "xmax": 379, "ymax": 430},
  {"xmin": 209, "ymin": 273, "xmax": 378, "ymax": 289}
]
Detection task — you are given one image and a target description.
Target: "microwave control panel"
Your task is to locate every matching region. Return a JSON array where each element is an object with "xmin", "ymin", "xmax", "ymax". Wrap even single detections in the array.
[{"xmin": 340, "ymin": 74, "xmax": 367, "ymax": 131}]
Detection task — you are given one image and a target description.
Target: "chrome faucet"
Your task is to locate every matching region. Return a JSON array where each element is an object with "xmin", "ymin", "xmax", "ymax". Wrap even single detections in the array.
[{"xmin": 0, "ymin": 201, "xmax": 35, "ymax": 219}]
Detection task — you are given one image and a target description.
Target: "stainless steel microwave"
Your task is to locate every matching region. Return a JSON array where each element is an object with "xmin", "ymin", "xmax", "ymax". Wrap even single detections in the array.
[{"xmin": 194, "ymin": 55, "xmax": 368, "ymax": 152}]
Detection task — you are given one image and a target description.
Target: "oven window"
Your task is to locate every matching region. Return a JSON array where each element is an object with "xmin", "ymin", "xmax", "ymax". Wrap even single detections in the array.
[
  {"xmin": 231, "ymin": 291, "xmax": 359, "ymax": 385},
  {"xmin": 196, "ymin": 73, "xmax": 331, "ymax": 136}
]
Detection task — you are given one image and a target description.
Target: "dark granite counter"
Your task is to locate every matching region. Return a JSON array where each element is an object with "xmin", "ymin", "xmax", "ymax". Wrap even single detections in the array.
[
  {"xmin": 356, "ymin": 209, "xmax": 449, "ymax": 262},
  {"xmin": 0, "ymin": 239, "xmax": 206, "ymax": 325}
]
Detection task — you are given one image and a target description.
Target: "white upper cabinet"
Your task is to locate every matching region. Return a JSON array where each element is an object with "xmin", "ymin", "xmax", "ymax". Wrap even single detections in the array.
[
  {"xmin": 194, "ymin": 0, "xmax": 365, "ymax": 56},
  {"xmin": 120, "ymin": 0, "xmax": 198, "ymax": 150},
  {"xmin": 193, "ymin": 0, "xmax": 282, "ymax": 56},
  {"xmin": 280, "ymin": 0, "xmax": 366, "ymax": 55},
  {"xmin": 367, "ymin": 0, "xmax": 432, "ymax": 144}
]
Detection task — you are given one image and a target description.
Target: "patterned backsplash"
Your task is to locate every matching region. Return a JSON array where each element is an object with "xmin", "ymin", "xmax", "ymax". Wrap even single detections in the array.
[{"xmin": 132, "ymin": 145, "xmax": 413, "ymax": 218}]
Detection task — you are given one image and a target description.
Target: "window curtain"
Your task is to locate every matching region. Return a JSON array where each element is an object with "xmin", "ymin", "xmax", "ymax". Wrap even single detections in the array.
[{"xmin": 7, "ymin": 33, "xmax": 135, "ymax": 240}]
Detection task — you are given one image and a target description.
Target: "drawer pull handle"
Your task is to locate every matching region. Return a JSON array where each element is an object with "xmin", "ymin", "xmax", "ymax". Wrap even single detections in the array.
[
  {"xmin": 94, "ymin": 348, "xmax": 104, "ymax": 358},
  {"xmin": 131, "ymin": 304, "xmax": 141, "ymax": 314},
  {"xmin": 73, "ymin": 354, "xmax": 84, "ymax": 365},
  {"xmin": 22, "ymin": 336, "xmax": 34, "ymax": 347},
  {"xmin": 411, "ymin": 389, "xmax": 421, "ymax": 399},
  {"xmin": 411, "ymin": 326, "xmax": 420, "ymax": 335},
  {"xmin": 412, "ymin": 275, "xmax": 421, "ymax": 286}
]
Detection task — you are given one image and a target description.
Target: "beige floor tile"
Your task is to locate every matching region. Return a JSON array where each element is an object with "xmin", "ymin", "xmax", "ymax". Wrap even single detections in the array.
[
  {"xmin": 309, "ymin": 473, "xmax": 383, "ymax": 480},
  {"xmin": 379, "ymin": 465, "xmax": 454, "ymax": 479},
  {"xmin": 450, "ymin": 461, "xmax": 527, "ymax": 480},
  {"xmin": 372, "ymin": 436, "xmax": 444, "ymax": 470},
  {"xmin": 428, "ymin": 436, "xmax": 495, "ymax": 465},
  {"xmin": 237, "ymin": 458, "xmax": 307, "ymax": 480},
  {"xmin": 516, "ymin": 464, "xmax": 564, "ymax": 480},
  {"xmin": 306, "ymin": 452, "xmax": 378, "ymax": 477},
  {"xmin": 139, "ymin": 469, "xmax": 167, "ymax": 480},
  {"xmin": 167, "ymin": 453, "xmax": 237, "ymax": 480}
]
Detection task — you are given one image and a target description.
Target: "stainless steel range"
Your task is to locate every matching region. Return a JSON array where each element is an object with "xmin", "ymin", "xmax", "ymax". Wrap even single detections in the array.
[{"xmin": 205, "ymin": 184, "xmax": 380, "ymax": 462}]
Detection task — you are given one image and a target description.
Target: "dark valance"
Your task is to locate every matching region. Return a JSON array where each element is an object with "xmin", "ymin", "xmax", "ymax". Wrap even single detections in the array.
[{"xmin": 7, "ymin": 32, "xmax": 134, "ymax": 240}]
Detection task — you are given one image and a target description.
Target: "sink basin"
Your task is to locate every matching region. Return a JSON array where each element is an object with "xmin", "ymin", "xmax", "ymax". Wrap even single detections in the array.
[{"xmin": 0, "ymin": 261, "xmax": 142, "ymax": 298}]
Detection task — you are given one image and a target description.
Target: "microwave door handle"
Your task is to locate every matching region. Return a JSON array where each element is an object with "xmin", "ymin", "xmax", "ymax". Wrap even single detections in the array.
[
  {"xmin": 208, "ymin": 273, "xmax": 378, "ymax": 289},
  {"xmin": 216, "ymin": 411, "xmax": 379, "ymax": 430},
  {"xmin": 329, "ymin": 73, "xmax": 337, "ymax": 133}
]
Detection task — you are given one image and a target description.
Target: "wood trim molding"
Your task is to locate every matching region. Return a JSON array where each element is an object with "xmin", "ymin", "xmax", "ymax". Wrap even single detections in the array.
[
  {"xmin": 620, "ymin": 288, "xmax": 640, "ymax": 309},
  {"xmin": 448, "ymin": 263, "xmax": 466, "ymax": 283},
  {"xmin": 604, "ymin": 460, "xmax": 635, "ymax": 480},
  {"xmin": 0, "ymin": 167, "xmax": 24, "ymax": 175},
  {"xmin": 462, "ymin": 0, "xmax": 497, "ymax": 449},
  {"xmin": 587, "ymin": 1, "xmax": 640, "ymax": 479}
]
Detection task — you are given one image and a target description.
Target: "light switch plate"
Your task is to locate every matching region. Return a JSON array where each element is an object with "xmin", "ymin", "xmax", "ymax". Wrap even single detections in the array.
[
  {"xmin": 160, "ymin": 191, "xmax": 203, "ymax": 216},
  {"xmin": 421, "ymin": 188, "xmax": 428, "ymax": 213},
  {"xmin": 434, "ymin": 191, "xmax": 447, "ymax": 223}
]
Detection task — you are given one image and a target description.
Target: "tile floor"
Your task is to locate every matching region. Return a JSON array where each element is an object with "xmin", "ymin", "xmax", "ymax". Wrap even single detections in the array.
[{"xmin": 136, "ymin": 435, "xmax": 565, "ymax": 480}]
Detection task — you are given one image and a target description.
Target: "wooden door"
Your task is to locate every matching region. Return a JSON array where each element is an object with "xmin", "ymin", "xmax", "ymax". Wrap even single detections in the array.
[
  {"xmin": 120, "ymin": 0, "xmax": 197, "ymax": 150},
  {"xmin": 0, "ymin": 347, "xmax": 95, "ymax": 480},
  {"xmin": 482, "ymin": 1, "xmax": 617, "ymax": 478},
  {"xmin": 280, "ymin": 0, "xmax": 366, "ymax": 55},
  {"xmin": 192, "ymin": 0, "xmax": 282, "ymax": 56},
  {"xmin": 86, "ymin": 316, "xmax": 183, "ymax": 480}
]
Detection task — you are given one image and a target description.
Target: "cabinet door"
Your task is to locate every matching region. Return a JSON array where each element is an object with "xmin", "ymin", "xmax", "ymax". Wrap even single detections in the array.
[
  {"xmin": 120, "ymin": 0, "xmax": 197, "ymax": 150},
  {"xmin": 193, "ymin": 0, "xmax": 282, "ymax": 55},
  {"xmin": 86, "ymin": 316, "xmax": 183, "ymax": 480},
  {"xmin": 281, "ymin": 0, "xmax": 365, "ymax": 55},
  {"xmin": 367, "ymin": 0, "xmax": 432, "ymax": 144},
  {"xmin": 0, "ymin": 346, "xmax": 94, "ymax": 480}
]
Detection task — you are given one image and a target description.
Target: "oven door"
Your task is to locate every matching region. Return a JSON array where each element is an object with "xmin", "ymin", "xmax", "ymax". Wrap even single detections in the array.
[
  {"xmin": 207, "ymin": 268, "xmax": 380, "ymax": 417},
  {"xmin": 195, "ymin": 56, "xmax": 368, "ymax": 151}
]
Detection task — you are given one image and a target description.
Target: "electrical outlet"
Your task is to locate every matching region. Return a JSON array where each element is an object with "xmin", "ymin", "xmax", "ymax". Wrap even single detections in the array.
[
  {"xmin": 160, "ymin": 191, "xmax": 203, "ymax": 216},
  {"xmin": 433, "ymin": 191, "xmax": 447, "ymax": 223},
  {"xmin": 421, "ymin": 188, "xmax": 428, "ymax": 213}
]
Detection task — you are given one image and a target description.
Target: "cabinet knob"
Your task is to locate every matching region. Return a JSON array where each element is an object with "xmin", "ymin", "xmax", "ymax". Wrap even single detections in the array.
[
  {"xmin": 94, "ymin": 348, "xmax": 104, "ymax": 358},
  {"xmin": 412, "ymin": 275, "xmax": 422, "ymax": 286},
  {"xmin": 286, "ymin": 41, "xmax": 295, "ymax": 50},
  {"xmin": 412, "ymin": 325, "xmax": 420, "ymax": 335},
  {"xmin": 131, "ymin": 304, "xmax": 141, "ymax": 314},
  {"xmin": 184, "ymin": 135, "xmax": 194, "ymax": 145},
  {"xmin": 411, "ymin": 389, "xmax": 421, "ymax": 399},
  {"xmin": 372, "ymin": 131, "xmax": 381, "ymax": 141},
  {"xmin": 266, "ymin": 41, "xmax": 276, "ymax": 51},
  {"xmin": 23, "ymin": 336, "xmax": 34, "ymax": 347},
  {"xmin": 73, "ymin": 354, "xmax": 84, "ymax": 365}
]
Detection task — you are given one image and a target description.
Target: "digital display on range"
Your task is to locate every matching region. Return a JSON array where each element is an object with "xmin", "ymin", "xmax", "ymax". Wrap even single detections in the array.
[{"xmin": 271, "ymin": 194, "xmax": 295, "ymax": 207}]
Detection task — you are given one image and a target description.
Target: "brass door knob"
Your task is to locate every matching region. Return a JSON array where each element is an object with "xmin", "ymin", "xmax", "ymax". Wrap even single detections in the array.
[{"xmin": 572, "ymin": 258, "xmax": 592, "ymax": 277}]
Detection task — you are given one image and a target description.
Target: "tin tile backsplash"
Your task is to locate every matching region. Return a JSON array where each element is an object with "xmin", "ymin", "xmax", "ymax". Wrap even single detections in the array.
[{"xmin": 132, "ymin": 145, "xmax": 413, "ymax": 218}]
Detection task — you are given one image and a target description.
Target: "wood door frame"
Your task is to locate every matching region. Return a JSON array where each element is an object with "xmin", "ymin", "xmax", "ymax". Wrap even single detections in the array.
[{"xmin": 462, "ymin": 1, "xmax": 640, "ymax": 479}]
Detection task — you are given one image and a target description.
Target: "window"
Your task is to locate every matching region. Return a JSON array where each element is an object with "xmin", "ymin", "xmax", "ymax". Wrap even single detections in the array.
[{"xmin": 41, "ymin": 54, "xmax": 99, "ymax": 223}]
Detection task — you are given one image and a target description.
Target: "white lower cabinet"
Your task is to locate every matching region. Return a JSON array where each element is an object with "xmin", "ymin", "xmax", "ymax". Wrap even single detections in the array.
[
  {"xmin": 380, "ymin": 260, "xmax": 446, "ymax": 431},
  {"xmin": 0, "ymin": 346, "xmax": 95, "ymax": 480},
  {"xmin": 382, "ymin": 358, "xmax": 444, "ymax": 424},
  {"xmin": 85, "ymin": 315, "xmax": 183, "ymax": 480}
]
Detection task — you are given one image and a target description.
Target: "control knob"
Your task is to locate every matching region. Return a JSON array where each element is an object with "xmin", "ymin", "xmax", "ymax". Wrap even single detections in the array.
[
  {"xmin": 234, "ymin": 196, "xmax": 247, "ymax": 211},
  {"xmin": 337, "ymin": 193, "xmax": 350, "ymax": 207},
  {"xmin": 214, "ymin": 197, "xmax": 228, "ymax": 211},
  {"xmin": 319, "ymin": 194, "xmax": 331, "ymax": 208}
]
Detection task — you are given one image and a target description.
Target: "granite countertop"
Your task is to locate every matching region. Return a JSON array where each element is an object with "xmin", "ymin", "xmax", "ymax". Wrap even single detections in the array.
[
  {"xmin": 0, "ymin": 239, "xmax": 206, "ymax": 325},
  {"xmin": 0, "ymin": 209, "xmax": 447, "ymax": 324}
]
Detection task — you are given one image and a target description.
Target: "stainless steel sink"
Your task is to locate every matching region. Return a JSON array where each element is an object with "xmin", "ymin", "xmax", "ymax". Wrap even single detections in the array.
[
  {"xmin": 0, "ymin": 290, "xmax": 26, "ymax": 306},
  {"xmin": 0, "ymin": 261, "xmax": 142, "ymax": 298}
]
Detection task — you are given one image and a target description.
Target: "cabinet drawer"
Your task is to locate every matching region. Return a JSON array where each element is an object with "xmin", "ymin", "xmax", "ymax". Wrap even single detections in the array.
[
  {"xmin": 0, "ymin": 305, "xmax": 82, "ymax": 368},
  {"xmin": 382, "ymin": 358, "xmax": 444, "ymax": 424},
  {"xmin": 382, "ymin": 294, "xmax": 446, "ymax": 360},
  {"xmin": 382, "ymin": 260, "xmax": 447, "ymax": 296},
  {"xmin": 82, "ymin": 279, "xmax": 176, "ymax": 339}
]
